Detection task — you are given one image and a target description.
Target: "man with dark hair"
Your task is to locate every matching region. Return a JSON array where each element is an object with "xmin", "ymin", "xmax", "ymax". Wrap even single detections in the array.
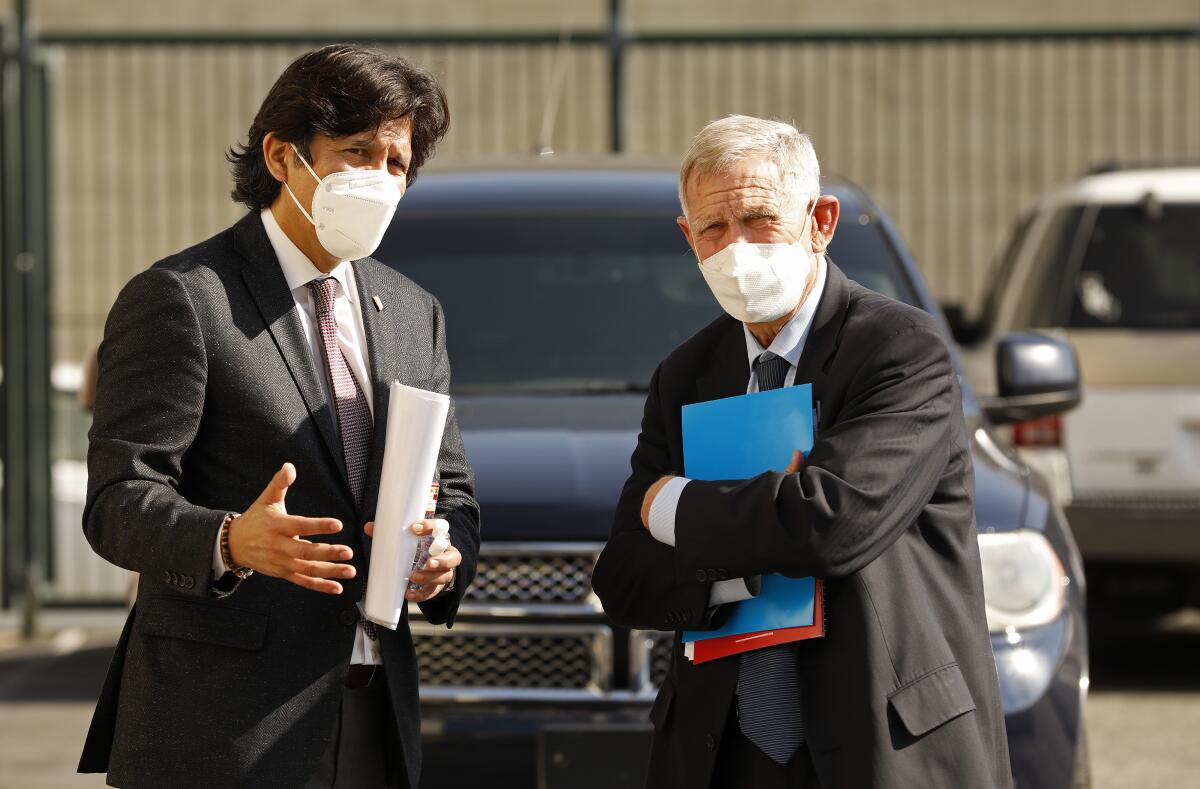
[{"xmin": 78, "ymin": 45, "xmax": 478, "ymax": 789}]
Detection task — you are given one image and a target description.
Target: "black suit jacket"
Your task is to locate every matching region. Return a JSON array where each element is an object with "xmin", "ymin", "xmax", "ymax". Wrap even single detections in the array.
[
  {"xmin": 78, "ymin": 212, "xmax": 480, "ymax": 789},
  {"xmin": 592, "ymin": 263, "xmax": 1012, "ymax": 789}
]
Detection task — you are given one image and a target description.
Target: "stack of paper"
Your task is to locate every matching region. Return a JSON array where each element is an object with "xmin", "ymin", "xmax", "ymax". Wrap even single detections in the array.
[
  {"xmin": 679, "ymin": 384, "xmax": 825, "ymax": 664},
  {"xmin": 364, "ymin": 381, "xmax": 450, "ymax": 630}
]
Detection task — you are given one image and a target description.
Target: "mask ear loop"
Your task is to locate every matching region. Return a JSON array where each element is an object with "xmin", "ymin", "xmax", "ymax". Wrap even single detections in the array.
[
  {"xmin": 803, "ymin": 198, "xmax": 823, "ymax": 255},
  {"xmin": 281, "ymin": 143, "xmax": 322, "ymax": 228}
]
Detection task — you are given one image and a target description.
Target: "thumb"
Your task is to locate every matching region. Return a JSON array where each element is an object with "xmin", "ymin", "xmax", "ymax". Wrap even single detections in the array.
[
  {"xmin": 259, "ymin": 462, "xmax": 296, "ymax": 509},
  {"xmin": 784, "ymin": 450, "xmax": 805, "ymax": 475}
]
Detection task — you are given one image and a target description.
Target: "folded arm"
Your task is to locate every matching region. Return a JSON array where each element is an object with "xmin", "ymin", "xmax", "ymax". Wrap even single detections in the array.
[
  {"xmin": 674, "ymin": 325, "xmax": 957, "ymax": 583},
  {"xmin": 592, "ymin": 365, "xmax": 728, "ymax": 632}
]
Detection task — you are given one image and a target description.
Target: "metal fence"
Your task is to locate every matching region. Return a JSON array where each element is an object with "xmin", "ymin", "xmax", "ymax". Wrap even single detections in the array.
[{"xmin": 3, "ymin": 15, "xmax": 1200, "ymax": 606}]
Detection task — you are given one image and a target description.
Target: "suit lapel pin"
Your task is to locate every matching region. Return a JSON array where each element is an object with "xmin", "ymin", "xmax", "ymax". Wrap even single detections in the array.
[{"xmin": 372, "ymin": 295, "xmax": 384, "ymax": 312}]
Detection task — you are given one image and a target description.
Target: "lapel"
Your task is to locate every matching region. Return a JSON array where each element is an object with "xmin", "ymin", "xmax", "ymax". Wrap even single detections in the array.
[
  {"xmin": 695, "ymin": 317, "xmax": 752, "ymax": 404},
  {"xmin": 232, "ymin": 212, "xmax": 352, "ymax": 496},
  {"xmin": 791, "ymin": 261, "xmax": 852, "ymax": 434},
  {"xmin": 351, "ymin": 256, "xmax": 406, "ymax": 521}
]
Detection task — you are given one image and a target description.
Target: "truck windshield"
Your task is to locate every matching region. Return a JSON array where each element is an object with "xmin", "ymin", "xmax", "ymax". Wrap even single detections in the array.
[
  {"xmin": 1065, "ymin": 203, "xmax": 1200, "ymax": 330},
  {"xmin": 383, "ymin": 212, "xmax": 919, "ymax": 394}
]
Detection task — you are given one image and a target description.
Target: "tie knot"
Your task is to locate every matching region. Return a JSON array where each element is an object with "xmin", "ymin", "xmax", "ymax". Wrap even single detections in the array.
[
  {"xmin": 307, "ymin": 277, "xmax": 338, "ymax": 316},
  {"xmin": 755, "ymin": 353, "xmax": 791, "ymax": 391}
]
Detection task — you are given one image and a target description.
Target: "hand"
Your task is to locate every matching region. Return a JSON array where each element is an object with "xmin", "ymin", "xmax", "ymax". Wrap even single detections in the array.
[
  {"xmin": 640, "ymin": 475, "xmax": 676, "ymax": 530},
  {"xmin": 784, "ymin": 450, "xmax": 804, "ymax": 474},
  {"xmin": 227, "ymin": 463, "xmax": 354, "ymax": 595},
  {"xmin": 363, "ymin": 520, "xmax": 462, "ymax": 602}
]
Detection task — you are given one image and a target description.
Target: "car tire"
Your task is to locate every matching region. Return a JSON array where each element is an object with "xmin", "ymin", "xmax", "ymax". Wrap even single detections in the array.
[{"xmin": 1071, "ymin": 723, "xmax": 1091, "ymax": 789}]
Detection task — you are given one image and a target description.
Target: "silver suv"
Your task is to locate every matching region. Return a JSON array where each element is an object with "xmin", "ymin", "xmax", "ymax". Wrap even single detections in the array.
[{"xmin": 956, "ymin": 162, "xmax": 1200, "ymax": 623}]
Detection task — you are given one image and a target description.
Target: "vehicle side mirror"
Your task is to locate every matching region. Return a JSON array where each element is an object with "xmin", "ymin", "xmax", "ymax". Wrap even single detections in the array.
[
  {"xmin": 941, "ymin": 303, "xmax": 982, "ymax": 346},
  {"xmin": 980, "ymin": 333, "xmax": 1082, "ymax": 425}
]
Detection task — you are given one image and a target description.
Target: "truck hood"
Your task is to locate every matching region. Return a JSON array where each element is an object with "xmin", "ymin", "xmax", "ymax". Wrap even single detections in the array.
[
  {"xmin": 455, "ymin": 396, "xmax": 1037, "ymax": 542},
  {"xmin": 455, "ymin": 395, "xmax": 645, "ymax": 541}
]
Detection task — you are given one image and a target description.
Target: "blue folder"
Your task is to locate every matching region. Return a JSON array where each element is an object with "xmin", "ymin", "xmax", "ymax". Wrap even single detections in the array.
[{"xmin": 680, "ymin": 384, "xmax": 817, "ymax": 644}]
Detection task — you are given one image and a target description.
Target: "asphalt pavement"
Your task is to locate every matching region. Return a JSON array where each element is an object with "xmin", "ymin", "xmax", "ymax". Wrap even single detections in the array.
[{"xmin": 1, "ymin": 610, "xmax": 1197, "ymax": 788}]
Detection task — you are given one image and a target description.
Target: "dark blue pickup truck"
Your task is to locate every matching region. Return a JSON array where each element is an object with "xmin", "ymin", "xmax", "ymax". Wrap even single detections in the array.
[{"xmin": 376, "ymin": 164, "xmax": 1090, "ymax": 789}]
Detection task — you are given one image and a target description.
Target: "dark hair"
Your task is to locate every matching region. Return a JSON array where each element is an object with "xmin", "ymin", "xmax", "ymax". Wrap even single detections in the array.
[{"xmin": 227, "ymin": 44, "xmax": 450, "ymax": 210}]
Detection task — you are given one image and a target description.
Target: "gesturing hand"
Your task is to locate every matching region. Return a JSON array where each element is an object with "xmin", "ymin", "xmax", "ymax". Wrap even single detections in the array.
[{"xmin": 227, "ymin": 463, "xmax": 356, "ymax": 595}]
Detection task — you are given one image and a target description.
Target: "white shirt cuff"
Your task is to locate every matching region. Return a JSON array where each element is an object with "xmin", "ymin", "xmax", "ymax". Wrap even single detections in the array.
[
  {"xmin": 647, "ymin": 477, "xmax": 690, "ymax": 547},
  {"xmin": 708, "ymin": 577, "xmax": 759, "ymax": 606},
  {"xmin": 212, "ymin": 528, "xmax": 227, "ymax": 579}
]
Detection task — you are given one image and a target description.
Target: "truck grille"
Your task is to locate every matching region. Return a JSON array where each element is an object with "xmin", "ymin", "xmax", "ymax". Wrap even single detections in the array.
[
  {"xmin": 413, "ymin": 623, "xmax": 612, "ymax": 695},
  {"xmin": 464, "ymin": 543, "xmax": 602, "ymax": 610},
  {"xmin": 629, "ymin": 630, "xmax": 676, "ymax": 694}
]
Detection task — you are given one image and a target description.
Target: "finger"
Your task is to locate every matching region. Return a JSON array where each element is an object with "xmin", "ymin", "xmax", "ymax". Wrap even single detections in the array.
[
  {"xmin": 424, "ymin": 547, "xmax": 461, "ymax": 572},
  {"xmin": 257, "ymin": 462, "xmax": 297, "ymax": 509},
  {"xmin": 408, "ymin": 567, "xmax": 455, "ymax": 587},
  {"xmin": 784, "ymin": 450, "xmax": 804, "ymax": 474},
  {"xmin": 406, "ymin": 584, "xmax": 441, "ymax": 602},
  {"xmin": 287, "ymin": 572, "xmax": 343, "ymax": 595},
  {"xmin": 291, "ymin": 540, "xmax": 354, "ymax": 562},
  {"xmin": 293, "ymin": 560, "xmax": 357, "ymax": 580},
  {"xmin": 364, "ymin": 521, "xmax": 374, "ymax": 537},
  {"xmin": 287, "ymin": 515, "xmax": 343, "ymax": 537}
]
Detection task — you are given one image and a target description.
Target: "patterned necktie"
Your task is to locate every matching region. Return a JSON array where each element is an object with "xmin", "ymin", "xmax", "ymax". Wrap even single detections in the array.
[
  {"xmin": 737, "ymin": 352, "xmax": 805, "ymax": 764},
  {"xmin": 306, "ymin": 277, "xmax": 374, "ymax": 507},
  {"xmin": 308, "ymin": 277, "xmax": 378, "ymax": 643}
]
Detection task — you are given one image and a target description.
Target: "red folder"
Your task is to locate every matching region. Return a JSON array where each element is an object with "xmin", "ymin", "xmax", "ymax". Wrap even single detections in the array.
[{"xmin": 690, "ymin": 580, "xmax": 824, "ymax": 665}]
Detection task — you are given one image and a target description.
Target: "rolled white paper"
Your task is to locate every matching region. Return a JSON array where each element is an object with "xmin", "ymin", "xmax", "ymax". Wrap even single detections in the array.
[{"xmin": 364, "ymin": 381, "xmax": 450, "ymax": 629}]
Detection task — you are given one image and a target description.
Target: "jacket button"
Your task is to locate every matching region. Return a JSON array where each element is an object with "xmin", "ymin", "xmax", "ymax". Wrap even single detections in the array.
[
  {"xmin": 339, "ymin": 610, "xmax": 357, "ymax": 627},
  {"xmin": 716, "ymin": 568, "xmax": 729, "ymax": 580},
  {"xmin": 184, "ymin": 576, "xmax": 195, "ymax": 589},
  {"xmin": 695, "ymin": 569, "xmax": 708, "ymax": 582},
  {"xmin": 162, "ymin": 571, "xmax": 171, "ymax": 584},
  {"xmin": 705, "ymin": 734, "xmax": 717, "ymax": 751}
]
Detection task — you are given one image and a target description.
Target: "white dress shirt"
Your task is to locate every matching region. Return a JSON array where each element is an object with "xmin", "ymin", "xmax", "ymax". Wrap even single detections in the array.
[
  {"xmin": 648, "ymin": 256, "xmax": 828, "ymax": 607},
  {"xmin": 212, "ymin": 207, "xmax": 381, "ymax": 664}
]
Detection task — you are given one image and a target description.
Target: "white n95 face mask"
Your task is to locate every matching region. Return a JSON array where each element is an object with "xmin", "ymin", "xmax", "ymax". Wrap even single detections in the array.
[
  {"xmin": 697, "ymin": 201, "xmax": 820, "ymax": 324},
  {"xmin": 282, "ymin": 143, "xmax": 402, "ymax": 261}
]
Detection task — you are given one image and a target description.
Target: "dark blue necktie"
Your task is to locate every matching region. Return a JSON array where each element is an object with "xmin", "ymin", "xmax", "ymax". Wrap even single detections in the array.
[{"xmin": 737, "ymin": 353, "xmax": 804, "ymax": 764}]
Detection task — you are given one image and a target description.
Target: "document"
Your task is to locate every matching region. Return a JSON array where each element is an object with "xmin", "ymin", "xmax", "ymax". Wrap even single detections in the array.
[
  {"xmin": 364, "ymin": 381, "xmax": 450, "ymax": 629},
  {"xmin": 679, "ymin": 384, "xmax": 824, "ymax": 660}
]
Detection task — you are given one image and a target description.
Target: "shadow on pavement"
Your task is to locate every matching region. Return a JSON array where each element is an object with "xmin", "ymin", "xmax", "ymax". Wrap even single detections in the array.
[{"xmin": 0, "ymin": 644, "xmax": 114, "ymax": 703}]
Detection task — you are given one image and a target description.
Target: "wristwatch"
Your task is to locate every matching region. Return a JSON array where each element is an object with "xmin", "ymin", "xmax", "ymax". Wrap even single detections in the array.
[{"xmin": 219, "ymin": 513, "xmax": 254, "ymax": 580}]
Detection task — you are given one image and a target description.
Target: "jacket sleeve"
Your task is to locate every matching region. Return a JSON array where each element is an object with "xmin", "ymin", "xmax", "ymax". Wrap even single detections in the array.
[
  {"xmin": 591, "ymin": 364, "xmax": 719, "ymax": 632},
  {"xmin": 418, "ymin": 296, "xmax": 481, "ymax": 628},
  {"xmin": 674, "ymin": 324, "xmax": 958, "ymax": 583},
  {"xmin": 83, "ymin": 267, "xmax": 235, "ymax": 598}
]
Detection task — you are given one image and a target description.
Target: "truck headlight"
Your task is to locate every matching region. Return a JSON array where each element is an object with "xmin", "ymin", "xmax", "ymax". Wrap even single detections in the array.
[{"xmin": 978, "ymin": 530, "xmax": 1067, "ymax": 634}]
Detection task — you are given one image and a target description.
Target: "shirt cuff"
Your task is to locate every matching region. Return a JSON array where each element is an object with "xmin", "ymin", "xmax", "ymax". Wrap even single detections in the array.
[
  {"xmin": 647, "ymin": 477, "xmax": 690, "ymax": 547},
  {"xmin": 212, "ymin": 526, "xmax": 228, "ymax": 579},
  {"xmin": 708, "ymin": 576, "xmax": 762, "ymax": 606}
]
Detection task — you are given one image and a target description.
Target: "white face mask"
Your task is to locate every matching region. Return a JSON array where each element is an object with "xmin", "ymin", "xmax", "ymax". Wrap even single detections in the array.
[
  {"xmin": 696, "ymin": 201, "xmax": 821, "ymax": 324},
  {"xmin": 282, "ymin": 144, "xmax": 402, "ymax": 261}
]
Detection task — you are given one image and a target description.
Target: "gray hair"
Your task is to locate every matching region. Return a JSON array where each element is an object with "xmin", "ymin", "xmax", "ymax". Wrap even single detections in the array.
[{"xmin": 678, "ymin": 115, "xmax": 820, "ymax": 218}]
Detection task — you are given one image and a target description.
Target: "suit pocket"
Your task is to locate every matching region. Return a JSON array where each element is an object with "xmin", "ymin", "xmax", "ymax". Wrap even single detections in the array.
[
  {"xmin": 649, "ymin": 680, "xmax": 675, "ymax": 729},
  {"xmin": 887, "ymin": 663, "xmax": 976, "ymax": 737},
  {"xmin": 137, "ymin": 594, "xmax": 267, "ymax": 651}
]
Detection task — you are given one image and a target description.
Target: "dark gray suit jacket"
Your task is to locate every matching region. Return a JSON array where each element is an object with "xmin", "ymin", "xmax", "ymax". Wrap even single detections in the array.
[
  {"xmin": 78, "ymin": 212, "xmax": 480, "ymax": 789},
  {"xmin": 592, "ymin": 263, "xmax": 1012, "ymax": 788}
]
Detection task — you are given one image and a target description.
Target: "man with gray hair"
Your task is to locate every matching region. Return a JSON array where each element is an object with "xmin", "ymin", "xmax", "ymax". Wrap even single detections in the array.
[{"xmin": 593, "ymin": 115, "xmax": 1011, "ymax": 788}]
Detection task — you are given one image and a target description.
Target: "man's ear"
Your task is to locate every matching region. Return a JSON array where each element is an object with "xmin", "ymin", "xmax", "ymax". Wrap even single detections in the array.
[
  {"xmin": 262, "ymin": 132, "xmax": 290, "ymax": 183},
  {"xmin": 677, "ymin": 215, "xmax": 697, "ymax": 257},
  {"xmin": 812, "ymin": 196, "xmax": 840, "ymax": 252}
]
